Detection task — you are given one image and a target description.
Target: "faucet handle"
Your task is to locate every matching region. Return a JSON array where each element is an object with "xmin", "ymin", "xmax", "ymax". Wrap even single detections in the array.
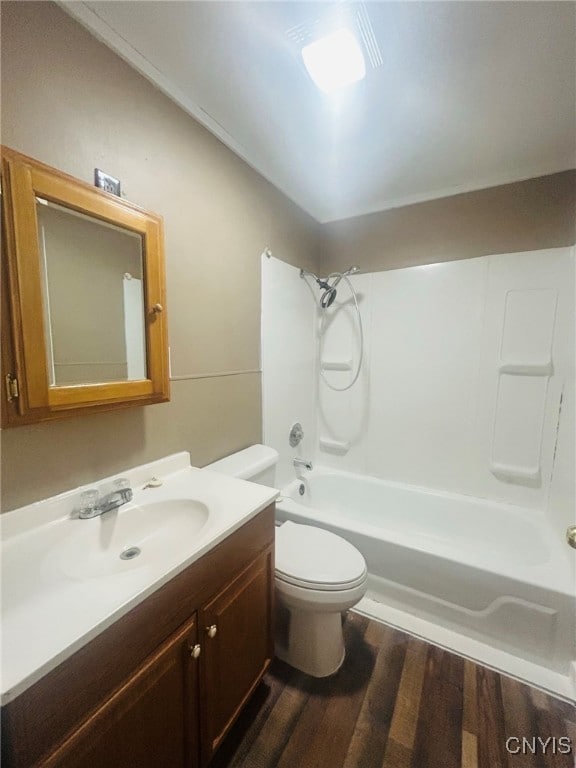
[
  {"xmin": 289, "ymin": 422, "xmax": 304, "ymax": 447},
  {"xmin": 78, "ymin": 489, "xmax": 99, "ymax": 518},
  {"xmin": 114, "ymin": 477, "xmax": 133, "ymax": 503}
]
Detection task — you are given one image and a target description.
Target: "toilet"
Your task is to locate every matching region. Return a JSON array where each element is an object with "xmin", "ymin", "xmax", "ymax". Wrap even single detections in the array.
[{"xmin": 207, "ymin": 444, "xmax": 368, "ymax": 677}]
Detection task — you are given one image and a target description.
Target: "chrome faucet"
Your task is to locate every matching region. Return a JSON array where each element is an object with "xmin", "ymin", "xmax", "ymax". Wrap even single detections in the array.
[
  {"xmin": 293, "ymin": 458, "xmax": 313, "ymax": 472},
  {"xmin": 78, "ymin": 478, "xmax": 133, "ymax": 519}
]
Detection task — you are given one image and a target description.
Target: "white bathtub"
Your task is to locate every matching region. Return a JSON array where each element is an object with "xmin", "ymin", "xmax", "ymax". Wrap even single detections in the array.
[{"xmin": 276, "ymin": 468, "xmax": 575, "ymax": 698}]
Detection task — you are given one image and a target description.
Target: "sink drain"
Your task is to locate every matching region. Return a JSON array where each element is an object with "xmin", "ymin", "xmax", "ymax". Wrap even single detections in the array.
[{"xmin": 120, "ymin": 546, "xmax": 141, "ymax": 561}]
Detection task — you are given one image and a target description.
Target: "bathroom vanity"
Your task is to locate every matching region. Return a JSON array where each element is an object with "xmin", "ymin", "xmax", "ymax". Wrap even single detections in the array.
[{"xmin": 1, "ymin": 454, "xmax": 277, "ymax": 768}]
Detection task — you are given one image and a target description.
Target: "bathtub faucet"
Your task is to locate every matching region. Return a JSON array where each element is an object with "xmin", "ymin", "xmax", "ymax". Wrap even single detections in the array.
[{"xmin": 293, "ymin": 458, "xmax": 313, "ymax": 472}]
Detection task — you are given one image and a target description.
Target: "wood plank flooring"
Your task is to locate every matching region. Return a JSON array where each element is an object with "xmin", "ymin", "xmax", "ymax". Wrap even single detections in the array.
[{"xmin": 211, "ymin": 613, "xmax": 575, "ymax": 768}]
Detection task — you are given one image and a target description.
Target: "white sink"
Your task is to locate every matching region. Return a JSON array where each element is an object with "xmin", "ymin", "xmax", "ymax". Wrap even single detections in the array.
[
  {"xmin": 50, "ymin": 499, "xmax": 210, "ymax": 580},
  {"xmin": 1, "ymin": 452, "xmax": 278, "ymax": 705}
]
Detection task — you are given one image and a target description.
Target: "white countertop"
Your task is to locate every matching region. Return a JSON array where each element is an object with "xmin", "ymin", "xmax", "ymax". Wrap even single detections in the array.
[{"xmin": 1, "ymin": 452, "xmax": 278, "ymax": 704}]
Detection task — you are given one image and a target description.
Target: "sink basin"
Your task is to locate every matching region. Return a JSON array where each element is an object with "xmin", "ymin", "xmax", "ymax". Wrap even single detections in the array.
[{"xmin": 49, "ymin": 499, "xmax": 210, "ymax": 580}]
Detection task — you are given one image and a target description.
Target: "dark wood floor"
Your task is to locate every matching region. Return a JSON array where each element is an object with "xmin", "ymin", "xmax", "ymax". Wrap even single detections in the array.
[{"xmin": 211, "ymin": 612, "xmax": 575, "ymax": 768}]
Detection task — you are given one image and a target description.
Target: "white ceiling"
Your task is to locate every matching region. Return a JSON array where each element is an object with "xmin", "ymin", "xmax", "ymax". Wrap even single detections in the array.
[{"xmin": 62, "ymin": 1, "xmax": 576, "ymax": 223}]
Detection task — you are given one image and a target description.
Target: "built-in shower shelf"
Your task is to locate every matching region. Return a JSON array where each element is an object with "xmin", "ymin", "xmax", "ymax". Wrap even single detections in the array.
[
  {"xmin": 489, "ymin": 462, "xmax": 541, "ymax": 484},
  {"xmin": 498, "ymin": 361, "xmax": 552, "ymax": 376},
  {"xmin": 320, "ymin": 360, "xmax": 352, "ymax": 371},
  {"xmin": 489, "ymin": 286, "xmax": 559, "ymax": 489},
  {"xmin": 319, "ymin": 437, "xmax": 350, "ymax": 454}
]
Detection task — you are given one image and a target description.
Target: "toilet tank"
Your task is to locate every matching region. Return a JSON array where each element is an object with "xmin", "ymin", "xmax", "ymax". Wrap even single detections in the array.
[{"xmin": 206, "ymin": 444, "xmax": 279, "ymax": 486}]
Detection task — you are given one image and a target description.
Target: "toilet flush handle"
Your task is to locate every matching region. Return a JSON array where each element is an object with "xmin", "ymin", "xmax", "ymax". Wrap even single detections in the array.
[{"xmin": 206, "ymin": 624, "xmax": 218, "ymax": 639}]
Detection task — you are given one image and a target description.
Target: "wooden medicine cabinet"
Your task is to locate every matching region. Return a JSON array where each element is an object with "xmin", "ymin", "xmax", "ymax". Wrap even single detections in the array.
[{"xmin": 1, "ymin": 147, "xmax": 170, "ymax": 426}]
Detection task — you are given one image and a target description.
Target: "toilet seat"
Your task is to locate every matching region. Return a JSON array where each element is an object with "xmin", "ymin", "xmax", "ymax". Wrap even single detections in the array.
[
  {"xmin": 275, "ymin": 570, "xmax": 367, "ymax": 591},
  {"xmin": 275, "ymin": 522, "xmax": 367, "ymax": 592}
]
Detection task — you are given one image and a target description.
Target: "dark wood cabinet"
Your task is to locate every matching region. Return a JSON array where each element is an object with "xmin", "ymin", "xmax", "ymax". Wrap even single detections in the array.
[
  {"xmin": 200, "ymin": 550, "xmax": 274, "ymax": 762},
  {"xmin": 1, "ymin": 506, "xmax": 275, "ymax": 768},
  {"xmin": 42, "ymin": 616, "xmax": 199, "ymax": 768}
]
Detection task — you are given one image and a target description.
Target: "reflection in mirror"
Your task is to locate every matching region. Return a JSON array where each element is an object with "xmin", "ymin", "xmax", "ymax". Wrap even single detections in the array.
[{"xmin": 36, "ymin": 198, "xmax": 147, "ymax": 386}]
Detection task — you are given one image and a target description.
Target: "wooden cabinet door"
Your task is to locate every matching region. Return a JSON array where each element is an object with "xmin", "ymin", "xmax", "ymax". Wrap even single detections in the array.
[
  {"xmin": 199, "ymin": 548, "xmax": 274, "ymax": 762},
  {"xmin": 42, "ymin": 615, "xmax": 200, "ymax": 768}
]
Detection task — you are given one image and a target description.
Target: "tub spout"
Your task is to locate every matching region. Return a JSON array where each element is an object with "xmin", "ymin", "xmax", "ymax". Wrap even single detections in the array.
[{"xmin": 293, "ymin": 458, "xmax": 313, "ymax": 472}]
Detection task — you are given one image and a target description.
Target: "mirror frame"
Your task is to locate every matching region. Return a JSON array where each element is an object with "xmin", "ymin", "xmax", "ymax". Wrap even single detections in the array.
[{"xmin": 1, "ymin": 146, "xmax": 170, "ymax": 427}]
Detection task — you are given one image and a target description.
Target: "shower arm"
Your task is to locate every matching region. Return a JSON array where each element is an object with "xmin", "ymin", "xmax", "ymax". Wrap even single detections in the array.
[
  {"xmin": 299, "ymin": 268, "xmax": 332, "ymax": 292},
  {"xmin": 300, "ymin": 267, "xmax": 358, "ymax": 292}
]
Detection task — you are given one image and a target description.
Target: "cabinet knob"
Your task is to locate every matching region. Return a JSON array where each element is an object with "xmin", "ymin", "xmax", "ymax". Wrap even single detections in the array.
[
  {"xmin": 189, "ymin": 643, "xmax": 201, "ymax": 659},
  {"xmin": 151, "ymin": 303, "xmax": 163, "ymax": 314},
  {"xmin": 206, "ymin": 624, "xmax": 218, "ymax": 639}
]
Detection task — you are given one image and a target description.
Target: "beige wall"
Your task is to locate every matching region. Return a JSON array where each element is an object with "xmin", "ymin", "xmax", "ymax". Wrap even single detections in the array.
[
  {"xmin": 320, "ymin": 171, "xmax": 576, "ymax": 274},
  {"xmin": 0, "ymin": 1, "xmax": 321, "ymax": 511},
  {"xmin": 2, "ymin": 376, "xmax": 262, "ymax": 510}
]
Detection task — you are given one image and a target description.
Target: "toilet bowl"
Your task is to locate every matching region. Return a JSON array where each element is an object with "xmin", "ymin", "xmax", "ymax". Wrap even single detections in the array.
[
  {"xmin": 275, "ymin": 521, "xmax": 367, "ymax": 677},
  {"xmin": 206, "ymin": 445, "xmax": 368, "ymax": 677}
]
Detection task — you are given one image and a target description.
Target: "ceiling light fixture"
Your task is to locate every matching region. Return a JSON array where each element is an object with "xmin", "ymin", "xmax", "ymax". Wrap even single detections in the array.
[{"xmin": 302, "ymin": 28, "xmax": 366, "ymax": 94}]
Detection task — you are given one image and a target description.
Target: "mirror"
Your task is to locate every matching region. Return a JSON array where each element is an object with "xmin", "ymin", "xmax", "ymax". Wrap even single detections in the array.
[
  {"xmin": 1, "ymin": 146, "xmax": 170, "ymax": 426},
  {"xmin": 37, "ymin": 199, "xmax": 146, "ymax": 386}
]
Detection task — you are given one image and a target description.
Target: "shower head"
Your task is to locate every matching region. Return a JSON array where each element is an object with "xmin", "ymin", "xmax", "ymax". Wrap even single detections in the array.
[
  {"xmin": 320, "ymin": 287, "xmax": 337, "ymax": 308},
  {"xmin": 300, "ymin": 264, "xmax": 359, "ymax": 309},
  {"xmin": 320, "ymin": 265, "xmax": 360, "ymax": 306}
]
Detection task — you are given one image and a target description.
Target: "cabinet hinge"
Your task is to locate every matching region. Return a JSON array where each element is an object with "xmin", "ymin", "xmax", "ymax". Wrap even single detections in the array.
[{"xmin": 5, "ymin": 374, "xmax": 19, "ymax": 401}]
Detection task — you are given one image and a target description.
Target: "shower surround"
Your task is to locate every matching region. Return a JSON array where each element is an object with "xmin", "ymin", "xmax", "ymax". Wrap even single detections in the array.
[{"xmin": 261, "ymin": 247, "xmax": 575, "ymax": 698}]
